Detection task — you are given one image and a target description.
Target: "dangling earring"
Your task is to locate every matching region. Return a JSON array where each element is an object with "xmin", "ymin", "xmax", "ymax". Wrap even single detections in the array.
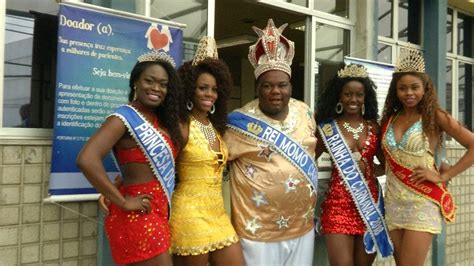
[
  {"xmin": 210, "ymin": 104, "xmax": 216, "ymax": 114},
  {"xmin": 361, "ymin": 103, "xmax": 365, "ymax": 116},
  {"xmin": 335, "ymin": 102, "xmax": 343, "ymax": 114},
  {"xmin": 133, "ymin": 86, "xmax": 137, "ymax": 101},
  {"xmin": 186, "ymin": 101, "xmax": 194, "ymax": 111}
]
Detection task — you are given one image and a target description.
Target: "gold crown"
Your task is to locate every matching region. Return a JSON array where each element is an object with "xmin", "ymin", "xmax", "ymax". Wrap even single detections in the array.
[
  {"xmin": 192, "ymin": 36, "xmax": 218, "ymax": 66},
  {"xmin": 395, "ymin": 45, "xmax": 425, "ymax": 73},
  {"xmin": 247, "ymin": 122, "xmax": 263, "ymax": 135},
  {"xmin": 337, "ymin": 64, "xmax": 368, "ymax": 78},
  {"xmin": 248, "ymin": 19, "xmax": 295, "ymax": 79},
  {"xmin": 137, "ymin": 51, "xmax": 176, "ymax": 67},
  {"xmin": 321, "ymin": 123, "xmax": 333, "ymax": 137}
]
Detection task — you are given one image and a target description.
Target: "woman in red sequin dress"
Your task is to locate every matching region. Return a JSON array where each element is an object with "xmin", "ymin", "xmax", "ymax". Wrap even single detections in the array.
[
  {"xmin": 76, "ymin": 53, "xmax": 183, "ymax": 265},
  {"xmin": 315, "ymin": 64, "xmax": 384, "ymax": 265}
]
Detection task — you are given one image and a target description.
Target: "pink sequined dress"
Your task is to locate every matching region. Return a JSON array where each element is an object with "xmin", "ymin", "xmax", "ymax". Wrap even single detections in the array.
[{"xmin": 320, "ymin": 125, "xmax": 380, "ymax": 235}]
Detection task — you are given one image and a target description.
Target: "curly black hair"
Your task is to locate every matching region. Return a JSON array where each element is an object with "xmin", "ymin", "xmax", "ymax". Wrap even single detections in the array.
[
  {"xmin": 128, "ymin": 60, "xmax": 184, "ymax": 149},
  {"xmin": 177, "ymin": 58, "xmax": 233, "ymax": 135},
  {"xmin": 316, "ymin": 67, "xmax": 379, "ymax": 124}
]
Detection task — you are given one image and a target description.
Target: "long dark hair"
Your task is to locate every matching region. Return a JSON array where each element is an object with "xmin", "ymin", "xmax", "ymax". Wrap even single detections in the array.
[
  {"xmin": 128, "ymin": 60, "xmax": 184, "ymax": 149},
  {"xmin": 316, "ymin": 72, "xmax": 378, "ymax": 123},
  {"xmin": 177, "ymin": 58, "xmax": 233, "ymax": 135},
  {"xmin": 381, "ymin": 72, "xmax": 442, "ymax": 139}
]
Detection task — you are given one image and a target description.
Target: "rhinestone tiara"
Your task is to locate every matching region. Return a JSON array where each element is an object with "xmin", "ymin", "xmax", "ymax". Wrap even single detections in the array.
[
  {"xmin": 192, "ymin": 36, "xmax": 218, "ymax": 66},
  {"xmin": 248, "ymin": 18, "xmax": 295, "ymax": 79},
  {"xmin": 137, "ymin": 51, "xmax": 176, "ymax": 68},
  {"xmin": 395, "ymin": 45, "xmax": 425, "ymax": 73},
  {"xmin": 337, "ymin": 64, "xmax": 369, "ymax": 78}
]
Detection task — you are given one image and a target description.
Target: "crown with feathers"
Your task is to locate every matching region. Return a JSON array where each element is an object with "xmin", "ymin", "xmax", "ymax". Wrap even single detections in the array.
[{"xmin": 248, "ymin": 19, "xmax": 295, "ymax": 79}]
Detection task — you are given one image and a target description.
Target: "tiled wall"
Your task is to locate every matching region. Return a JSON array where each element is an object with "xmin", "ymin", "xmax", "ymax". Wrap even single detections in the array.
[
  {"xmin": 445, "ymin": 146, "xmax": 474, "ymax": 264},
  {"xmin": 0, "ymin": 143, "xmax": 99, "ymax": 265}
]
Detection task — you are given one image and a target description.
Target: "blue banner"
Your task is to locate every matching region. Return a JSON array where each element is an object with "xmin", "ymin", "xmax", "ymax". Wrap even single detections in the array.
[
  {"xmin": 111, "ymin": 105, "xmax": 176, "ymax": 206},
  {"xmin": 318, "ymin": 120, "xmax": 393, "ymax": 258},
  {"xmin": 227, "ymin": 111, "xmax": 318, "ymax": 189},
  {"xmin": 49, "ymin": 4, "xmax": 183, "ymax": 196}
]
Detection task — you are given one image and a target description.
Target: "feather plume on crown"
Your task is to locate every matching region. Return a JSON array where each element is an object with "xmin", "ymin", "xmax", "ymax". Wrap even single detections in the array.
[
  {"xmin": 137, "ymin": 51, "xmax": 176, "ymax": 68},
  {"xmin": 248, "ymin": 19, "xmax": 295, "ymax": 79}
]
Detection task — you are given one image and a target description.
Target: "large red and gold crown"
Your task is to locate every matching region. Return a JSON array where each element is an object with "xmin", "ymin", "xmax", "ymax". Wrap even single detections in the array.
[{"xmin": 248, "ymin": 19, "xmax": 295, "ymax": 79}]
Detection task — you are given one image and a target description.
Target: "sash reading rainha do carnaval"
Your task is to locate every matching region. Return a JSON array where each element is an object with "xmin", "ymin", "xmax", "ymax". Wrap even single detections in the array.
[
  {"xmin": 227, "ymin": 110, "xmax": 318, "ymax": 190},
  {"xmin": 109, "ymin": 105, "xmax": 176, "ymax": 208},
  {"xmin": 381, "ymin": 116, "xmax": 456, "ymax": 223},
  {"xmin": 319, "ymin": 120, "xmax": 393, "ymax": 258}
]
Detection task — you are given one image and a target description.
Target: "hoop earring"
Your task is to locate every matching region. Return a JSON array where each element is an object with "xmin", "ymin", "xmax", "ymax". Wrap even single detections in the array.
[
  {"xmin": 210, "ymin": 104, "xmax": 216, "ymax": 114},
  {"xmin": 361, "ymin": 103, "xmax": 365, "ymax": 116},
  {"xmin": 186, "ymin": 101, "xmax": 194, "ymax": 111},
  {"xmin": 133, "ymin": 86, "xmax": 137, "ymax": 101},
  {"xmin": 335, "ymin": 102, "xmax": 343, "ymax": 114}
]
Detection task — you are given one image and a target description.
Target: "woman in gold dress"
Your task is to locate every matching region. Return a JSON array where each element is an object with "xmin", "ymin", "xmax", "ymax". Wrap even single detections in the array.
[
  {"xmin": 171, "ymin": 37, "xmax": 244, "ymax": 266},
  {"xmin": 380, "ymin": 47, "xmax": 474, "ymax": 265}
]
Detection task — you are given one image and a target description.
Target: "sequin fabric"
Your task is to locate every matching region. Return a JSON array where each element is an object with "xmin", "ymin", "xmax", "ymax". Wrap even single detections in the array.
[
  {"xmin": 105, "ymin": 180, "xmax": 170, "ymax": 264},
  {"xmin": 383, "ymin": 118, "xmax": 442, "ymax": 234},
  {"xmin": 170, "ymin": 119, "xmax": 238, "ymax": 255},
  {"xmin": 321, "ymin": 125, "xmax": 379, "ymax": 235}
]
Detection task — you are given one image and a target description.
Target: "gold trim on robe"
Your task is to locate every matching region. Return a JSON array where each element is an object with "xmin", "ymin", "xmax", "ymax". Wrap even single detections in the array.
[{"xmin": 225, "ymin": 98, "xmax": 317, "ymax": 241}]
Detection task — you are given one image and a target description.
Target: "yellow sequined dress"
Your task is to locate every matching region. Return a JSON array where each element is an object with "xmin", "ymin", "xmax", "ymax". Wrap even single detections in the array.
[
  {"xmin": 383, "ymin": 118, "xmax": 442, "ymax": 234},
  {"xmin": 170, "ymin": 119, "xmax": 239, "ymax": 255}
]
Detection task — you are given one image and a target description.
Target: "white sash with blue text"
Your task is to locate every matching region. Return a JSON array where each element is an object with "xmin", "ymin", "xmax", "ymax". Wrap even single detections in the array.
[
  {"xmin": 318, "ymin": 119, "xmax": 393, "ymax": 258},
  {"xmin": 227, "ymin": 111, "xmax": 317, "ymax": 189},
  {"xmin": 110, "ymin": 105, "xmax": 175, "ymax": 207}
]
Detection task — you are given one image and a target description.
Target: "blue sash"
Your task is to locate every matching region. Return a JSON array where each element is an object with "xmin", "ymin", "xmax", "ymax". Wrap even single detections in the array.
[
  {"xmin": 227, "ymin": 111, "xmax": 317, "ymax": 189},
  {"xmin": 110, "ymin": 105, "xmax": 175, "ymax": 207},
  {"xmin": 318, "ymin": 120, "xmax": 393, "ymax": 258}
]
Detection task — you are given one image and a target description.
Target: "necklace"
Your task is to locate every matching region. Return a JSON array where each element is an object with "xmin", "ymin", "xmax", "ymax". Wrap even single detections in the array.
[
  {"xmin": 191, "ymin": 115, "xmax": 217, "ymax": 146},
  {"xmin": 342, "ymin": 121, "xmax": 364, "ymax": 140}
]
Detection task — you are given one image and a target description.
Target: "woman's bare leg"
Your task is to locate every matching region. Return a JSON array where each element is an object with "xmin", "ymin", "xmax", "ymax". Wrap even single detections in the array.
[
  {"xmin": 128, "ymin": 251, "xmax": 172, "ymax": 266},
  {"xmin": 326, "ymin": 234, "xmax": 355, "ymax": 266},
  {"xmin": 209, "ymin": 242, "xmax": 244, "ymax": 266},
  {"xmin": 354, "ymin": 235, "xmax": 376, "ymax": 266}
]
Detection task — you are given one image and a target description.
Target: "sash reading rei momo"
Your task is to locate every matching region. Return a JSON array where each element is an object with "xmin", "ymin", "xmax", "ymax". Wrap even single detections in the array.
[
  {"xmin": 109, "ymin": 105, "xmax": 176, "ymax": 207},
  {"xmin": 318, "ymin": 120, "xmax": 393, "ymax": 258},
  {"xmin": 381, "ymin": 116, "xmax": 456, "ymax": 223},
  {"xmin": 227, "ymin": 111, "xmax": 318, "ymax": 189}
]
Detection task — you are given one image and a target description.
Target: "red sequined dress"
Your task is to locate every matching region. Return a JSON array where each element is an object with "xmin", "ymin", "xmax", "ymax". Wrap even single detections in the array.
[
  {"xmin": 105, "ymin": 114, "xmax": 178, "ymax": 265},
  {"xmin": 320, "ymin": 125, "xmax": 379, "ymax": 235}
]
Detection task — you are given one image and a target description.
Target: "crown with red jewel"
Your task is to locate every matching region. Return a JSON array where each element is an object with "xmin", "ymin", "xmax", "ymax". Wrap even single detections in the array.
[{"xmin": 248, "ymin": 19, "xmax": 295, "ymax": 79}]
